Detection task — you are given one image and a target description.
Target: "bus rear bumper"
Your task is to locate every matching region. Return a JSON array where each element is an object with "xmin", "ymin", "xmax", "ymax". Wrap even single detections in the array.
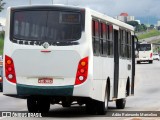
[
  {"xmin": 3, "ymin": 79, "xmax": 104, "ymax": 101},
  {"xmin": 16, "ymin": 81, "xmax": 91, "ymax": 98},
  {"xmin": 5, "ymin": 80, "xmax": 91, "ymax": 98},
  {"xmin": 16, "ymin": 84, "xmax": 74, "ymax": 96},
  {"xmin": 136, "ymin": 58, "xmax": 153, "ymax": 62}
]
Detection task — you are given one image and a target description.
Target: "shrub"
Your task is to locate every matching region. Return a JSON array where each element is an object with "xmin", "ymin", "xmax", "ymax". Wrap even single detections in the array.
[{"xmin": 0, "ymin": 31, "xmax": 5, "ymax": 39}]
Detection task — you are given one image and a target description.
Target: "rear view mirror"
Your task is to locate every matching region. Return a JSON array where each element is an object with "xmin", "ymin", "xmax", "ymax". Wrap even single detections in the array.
[{"xmin": 134, "ymin": 35, "xmax": 139, "ymax": 51}]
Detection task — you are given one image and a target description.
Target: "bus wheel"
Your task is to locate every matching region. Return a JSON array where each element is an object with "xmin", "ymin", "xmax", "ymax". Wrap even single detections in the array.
[
  {"xmin": 27, "ymin": 96, "xmax": 50, "ymax": 113},
  {"xmin": 116, "ymin": 98, "xmax": 126, "ymax": 109},
  {"xmin": 86, "ymin": 99, "xmax": 97, "ymax": 114},
  {"xmin": 149, "ymin": 60, "xmax": 153, "ymax": 64},
  {"xmin": 38, "ymin": 97, "xmax": 50, "ymax": 113},
  {"xmin": 27, "ymin": 96, "xmax": 38, "ymax": 112},
  {"xmin": 137, "ymin": 61, "xmax": 140, "ymax": 64},
  {"xmin": 97, "ymin": 88, "xmax": 108, "ymax": 115}
]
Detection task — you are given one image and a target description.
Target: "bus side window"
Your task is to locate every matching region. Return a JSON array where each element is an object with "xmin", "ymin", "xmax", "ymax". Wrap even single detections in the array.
[
  {"xmin": 109, "ymin": 25, "xmax": 113, "ymax": 56},
  {"xmin": 107, "ymin": 25, "xmax": 113, "ymax": 56},
  {"xmin": 122, "ymin": 30, "xmax": 126, "ymax": 58},
  {"xmin": 92, "ymin": 20, "xmax": 100, "ymax": 56},
  {"xmin": 100, "ymin": 22, "xmax": 107, "ymax": 57},
  {"xmin": 125, "ymin": 31, "xmax": 132, "ymax": 59},
  {"xmin": 119, "ymin": 29, "xmax": 122, "ymax": 57},
  {"xmin": 125, "ymin": 31, "xmax": 129, "ymax": 58},
  {"xmin": 120, "ymin": 29, "xmax": 126, "ymax": 58},
  {"xmin": 128, "ymin": 32, "xmax": 132, "ymax": 58}
]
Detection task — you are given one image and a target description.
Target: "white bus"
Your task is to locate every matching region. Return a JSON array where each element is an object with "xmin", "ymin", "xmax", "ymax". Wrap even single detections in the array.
[
  {"xmin": 3, "ymin": 5, "xmax": 137, "ymax": 114},
  {"xmin": 136, "ymin": 42, "xmax": 153, "ymax": 64}
]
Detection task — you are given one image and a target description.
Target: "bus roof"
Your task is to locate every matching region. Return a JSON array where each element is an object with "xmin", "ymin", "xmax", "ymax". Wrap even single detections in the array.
[
  {"xmin": 9, "ymin": 4, "xmax": 134, "ymax": 32},
  {"xmin": 89, "ymin": 8, "xmax": 134, "ymax": 31}
]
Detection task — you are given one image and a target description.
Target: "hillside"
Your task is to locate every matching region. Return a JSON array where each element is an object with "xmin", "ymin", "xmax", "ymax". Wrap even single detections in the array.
[{"xmin": 137, "ymin": 29, "xmax": 160, "ymax": 40}]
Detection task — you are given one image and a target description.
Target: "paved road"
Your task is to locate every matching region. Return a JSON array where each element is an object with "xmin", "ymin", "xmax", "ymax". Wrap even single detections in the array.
[{"xmin": 1, "ymin": 61, "xmax": 160, "ymax": 120}]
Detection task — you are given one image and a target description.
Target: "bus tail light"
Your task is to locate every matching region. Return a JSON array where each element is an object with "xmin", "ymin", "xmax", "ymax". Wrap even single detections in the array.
[
  {"xmin": 75, "ymin": 57, "xmax": 88, "ymax": 85},
  {"xmin": 5, "ymin": 55, "xmax": 16, "ymax": 83},
  {"xmin": 150, "ymin": 53, "xmax": 152, "ymax": 58}
]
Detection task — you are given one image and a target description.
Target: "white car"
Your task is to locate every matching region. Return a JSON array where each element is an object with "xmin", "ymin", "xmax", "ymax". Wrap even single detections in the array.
[{"xmin": 153, "ymin": 53, "xmax": 160, "ymax": 61}]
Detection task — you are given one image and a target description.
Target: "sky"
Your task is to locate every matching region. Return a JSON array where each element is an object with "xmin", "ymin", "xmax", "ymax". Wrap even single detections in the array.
[{"xmin": 0, "ymin": 0, "xmax": 160, "ymax": 24}]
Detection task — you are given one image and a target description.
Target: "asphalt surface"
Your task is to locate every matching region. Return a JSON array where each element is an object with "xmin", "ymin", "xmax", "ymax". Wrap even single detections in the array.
[{"xmin": 1, "ymin": 60, "xmax": 160, "ymax": 120}]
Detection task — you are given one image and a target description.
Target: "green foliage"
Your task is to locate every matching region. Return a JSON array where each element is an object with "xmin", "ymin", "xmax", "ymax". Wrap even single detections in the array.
[
  {"xmin": 0, "ymin": 31, "xmax": 4, "ymax": 55},
  {"xmin": 150, "ymin": 24, "xmax": 154, "ymax": 29},
  {"xmin": 0, "ymin": 37, "xmax": 4, "ymax": 55},
  {"xmin": 126, "ymin": 21, "xmax": 139, "ymax": 27},
  {"xmin": 136, "ymin": 24, "xmax": 147, "ymax": 32},
  {"xmin": 0, "ymin": 31, "xmax": 4, "ymax": 38},
  {"xmin": 141, "ymin": 24, "xmax": 147, "ymax": 31},
  {"xmin": 137, "ymin": 30, "xmax": 160, "ymax": 40},
  {"xmin": 126, "ymin": 21, "xmax": 147, "ymax": 32}
]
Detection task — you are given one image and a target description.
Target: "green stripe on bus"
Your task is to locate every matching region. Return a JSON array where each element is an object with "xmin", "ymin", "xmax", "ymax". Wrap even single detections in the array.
[{"xmin": 17, "ymin": 84, "xmax": 74, "ymax": 96}]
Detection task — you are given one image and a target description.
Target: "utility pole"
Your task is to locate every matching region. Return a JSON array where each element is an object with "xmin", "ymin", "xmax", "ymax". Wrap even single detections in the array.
[
  {"xmin": 29, "ymin": 0, "xmax": 31, "ymax": 5},
  {"xmin": 51, "ymin": 0, "xmax": 54, "ymax": 4},
  {"xmin": 147, "ymin": 16, "xmax": 149, "ymax": 32}
]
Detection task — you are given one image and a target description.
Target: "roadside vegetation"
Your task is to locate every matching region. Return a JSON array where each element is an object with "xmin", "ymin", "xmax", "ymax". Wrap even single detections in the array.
[
  {"xmin": 0, "ymin": 38, "xmax": 4, "ymax": 55},
  {"xmin": 126, "ymin": 21, "xmax": 147, "ymax": 32},
  {"xmin": 0, "ymin": 0, "xmax": 5, "ymax": 55},
  {"xmin": 0, "ymin": 31, "xmax": 4, "ymax": 55},
  {"xmin": 137, "ymin": 29, "xmax": 160, "ymax": 40}
]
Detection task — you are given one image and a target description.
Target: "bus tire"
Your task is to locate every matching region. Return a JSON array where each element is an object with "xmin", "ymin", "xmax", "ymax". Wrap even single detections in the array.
[
  {"xmin": 137, "ymin": 61, "xmax": 140, "ymax": 64},
  {"xmin": 116, "ymin": 98, "xmax": 126, "ymax": 109},
  {"xmin": 27, "ymin": 96, "xmax": 50, "ymax": 113},
  {"xmin": 97, "ymin": 87, "xmax": 108, "ymax": 115},
  {"xmin": 149, "ymin": 60, "xmax": 153, "ymax": 64},
  {"xmin": 38, "ymin": 97, "xmax": 50, "ymax": 113},
  {"xmin": 86, "ymin": 99, "xmax": 97, "ymax": 114},
  {"xmin": 27, "ymin": 96, "xmax": 38, "ymax": 112}
]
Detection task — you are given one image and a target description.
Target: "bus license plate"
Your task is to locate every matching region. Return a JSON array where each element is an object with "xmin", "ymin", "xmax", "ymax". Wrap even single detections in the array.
[{"xmin": 38, "ymin": 78, "xmax": 53, "ymax": 84}]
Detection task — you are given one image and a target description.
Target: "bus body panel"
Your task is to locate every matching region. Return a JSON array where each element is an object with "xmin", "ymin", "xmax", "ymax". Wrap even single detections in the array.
[
  {"xmin": 13, "ymin": 50, "xmax": 80, "ymax": 85},
  {"xmin": 118, "ymin": 59, "xmax": 131, "ymax": 98},
  {"xmin": 3, "ymin": 78, "xmax": 17, "ymax": 94}
]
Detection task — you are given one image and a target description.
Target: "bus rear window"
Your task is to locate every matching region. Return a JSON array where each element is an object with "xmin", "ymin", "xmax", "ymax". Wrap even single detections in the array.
[
  {"xmin": 138, "ymin": 44, "xmax": 151, "ymax": 51},
  {"xmin": 11, "ymin": 10, "xmax": 83, "ymax": 44}
]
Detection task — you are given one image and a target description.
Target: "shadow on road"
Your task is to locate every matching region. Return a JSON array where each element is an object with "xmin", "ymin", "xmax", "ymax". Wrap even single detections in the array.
[{"xmin": 42, "ymin": 106, "xmax": 117, "ymax": 117}]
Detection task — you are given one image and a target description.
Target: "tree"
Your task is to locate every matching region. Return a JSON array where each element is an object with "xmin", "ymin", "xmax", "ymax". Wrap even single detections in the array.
[
  {"xmin": 150, "ymin": 24, "xmax": 154, "ymax": 29},
  {"xmin": 0, "ymin": 0, "xmax": 6, "ymax": 12},
  {"xmin": 126, "ymin": 21, "xmax": 147, "ymax": 32},
  {"xmin": 126, "ymin": 21, "xmax": 139, "ymax": 27},
  {"xmin": 141, "ymin": 24, "xmax": 147, "ymax": 31},
  {"xmin": 136, "ymin": 24, "xmax": 147, "ymax": 32}
]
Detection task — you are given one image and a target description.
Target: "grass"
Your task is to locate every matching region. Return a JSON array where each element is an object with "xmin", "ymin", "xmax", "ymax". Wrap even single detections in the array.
[
  {"xmin": 137, "ymin": 29, "xmax": 160, "ymax": 40},
  {"xmin": 0, "ymin": 37, "xmax": 4, "ymax": 55}
]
